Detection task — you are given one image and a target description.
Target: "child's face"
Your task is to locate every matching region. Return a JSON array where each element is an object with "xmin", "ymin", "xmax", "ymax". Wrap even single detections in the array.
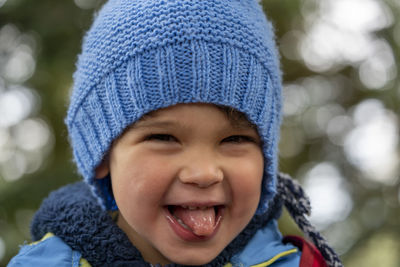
[{"xmin": 97, "ymin": 103, "xmax": 264, "ymax": 265}]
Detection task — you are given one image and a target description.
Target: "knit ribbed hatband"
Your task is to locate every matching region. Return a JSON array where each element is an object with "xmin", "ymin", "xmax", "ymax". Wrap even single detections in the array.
[{"xmin": 66, "ymin": 0, "xmax": 282, "ymax": 214}]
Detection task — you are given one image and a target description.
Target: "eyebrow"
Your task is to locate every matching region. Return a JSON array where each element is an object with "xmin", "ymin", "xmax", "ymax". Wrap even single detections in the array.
[
  {"xmin": 129, "ymin": 119, "xmax": 257, "ymax": 136},
  {"xmin": 129, "ymin": 120, "xmax": 182, "ymax": 130}
]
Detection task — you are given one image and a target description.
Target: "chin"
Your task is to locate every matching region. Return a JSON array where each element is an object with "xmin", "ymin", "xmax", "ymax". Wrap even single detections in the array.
[{"xmin": 166, "ymin": 251, "xmax": 218, "ymax": 266}]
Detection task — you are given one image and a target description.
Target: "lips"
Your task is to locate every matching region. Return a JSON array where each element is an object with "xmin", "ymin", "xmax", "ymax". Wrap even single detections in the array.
[{"xmin": 165, "ymin": 204, "xmax": 224, "ymax": 242}]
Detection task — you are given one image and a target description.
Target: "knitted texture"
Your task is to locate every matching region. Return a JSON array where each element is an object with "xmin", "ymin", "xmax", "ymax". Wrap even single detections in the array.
[{"xmin": 65, "ymin": 0, "xmax": 282, "ymax": 213}]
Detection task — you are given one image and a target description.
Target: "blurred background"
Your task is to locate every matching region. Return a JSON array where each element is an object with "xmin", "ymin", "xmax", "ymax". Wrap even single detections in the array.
[{"xmin": 0, "ymin": 0, "xmax": 399, "ymax": 266}]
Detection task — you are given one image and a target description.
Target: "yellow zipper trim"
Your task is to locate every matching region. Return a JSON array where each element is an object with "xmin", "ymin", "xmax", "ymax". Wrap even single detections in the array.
[
  {"xmin": 30, "ymin": 232, "xmax": 55, "ymax": 245},
  {"xmin": 250, "ymin": 248, "xmax": 299, "ymax": 267}
]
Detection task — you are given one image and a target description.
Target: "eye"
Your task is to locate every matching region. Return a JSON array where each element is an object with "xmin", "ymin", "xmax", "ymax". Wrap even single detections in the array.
[
  {"xmin": 222, "ymin": 135, "xmax": 256, "ymax": 144},
  {"xmin": 144, "ymin": 134, "xmax": 178, "ymax": 142}
]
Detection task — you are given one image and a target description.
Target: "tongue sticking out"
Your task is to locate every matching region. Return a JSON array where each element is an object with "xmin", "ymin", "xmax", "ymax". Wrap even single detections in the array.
[{"xmin": 173, "ymin": 206, "xmax": 216, "ymax": 236}]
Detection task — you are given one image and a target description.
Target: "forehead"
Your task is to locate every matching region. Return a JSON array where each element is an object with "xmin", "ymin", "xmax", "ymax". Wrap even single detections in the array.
[{"xmin": 135, "ymin": 104, "xmax": 256, "ymax": 130}]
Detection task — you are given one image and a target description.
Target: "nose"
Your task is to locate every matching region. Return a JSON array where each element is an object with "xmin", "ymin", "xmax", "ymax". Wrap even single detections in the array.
[{"xmin": 178, "ymin": 153, "xmax": 224, "ymax": 188}]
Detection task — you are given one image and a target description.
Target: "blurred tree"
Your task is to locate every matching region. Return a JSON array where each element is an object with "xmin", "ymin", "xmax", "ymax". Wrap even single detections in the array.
[
  {"xmin": 0, "ymin": 0, "xmax": 399, "ymax": 266},
  {"xmin": 0, "ymin": 0, "xmax": 106, "ymax": 264}
]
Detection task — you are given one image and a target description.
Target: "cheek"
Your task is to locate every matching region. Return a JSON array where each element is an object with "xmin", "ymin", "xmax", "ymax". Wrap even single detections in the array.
[
  {"xmin": 235, "ymin": 152, "xmax": 264, "ymax": 189},
  {"xmin": 229, "ymin": 153, "xmax": 264, "ymax": 213},
  {"xmin": 110, "ymin": 154, "xmax": 175, "ymax": 209}
]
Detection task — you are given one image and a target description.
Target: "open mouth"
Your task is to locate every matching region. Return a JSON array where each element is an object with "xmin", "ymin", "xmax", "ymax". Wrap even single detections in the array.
[{"xmin": 165, "ymin": 205, "xmax": 224, "ymax": 241}]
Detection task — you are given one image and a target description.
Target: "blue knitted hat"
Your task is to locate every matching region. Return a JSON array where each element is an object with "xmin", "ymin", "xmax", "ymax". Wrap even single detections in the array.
[{"xmin": 66, "ymin": 0, "xmax": 282, "ymax": 214}]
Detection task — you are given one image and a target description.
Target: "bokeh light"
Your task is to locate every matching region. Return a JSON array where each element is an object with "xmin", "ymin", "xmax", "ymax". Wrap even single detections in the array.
[
  {"xmin": 358, "ymin": 40, "xmax": 397, "ymax": 90},
  {"xmin": 282, "ymin": 83, "xmax": 309, "ymax": 117},
  {"xmin": 302, "ymin": 162, "xmax": 353, "ymax": 230},
  {"xmin": 344, "ymin": 99, "xmax": 399, "ymax": 184},
  {"xmin": 0, "ymin": 0, "xmax": 7, "ymax": 8},
  {"xmin": 0, "ymin": 25, "xmax": 36, "ymax": 84},
  {"xmin": 0, "ymin": 86, "xmax": 37, "ymax": 128},
  {"xmin": 0, "ymin": 22, "xmax": 54, "ymax": 184},
  {"xmin": 300, "ymin": 0, "xmax": 394, "ymax": 73},
  {"xmin": 0, "ymin": 237, "xmax": 4, "ymax": 262}
]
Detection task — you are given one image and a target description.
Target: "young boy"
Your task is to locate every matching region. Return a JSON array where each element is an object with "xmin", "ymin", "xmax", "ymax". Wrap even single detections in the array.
[{"xmin": 8, "ymin": 0, "xmax": 342, "ymax": 266}]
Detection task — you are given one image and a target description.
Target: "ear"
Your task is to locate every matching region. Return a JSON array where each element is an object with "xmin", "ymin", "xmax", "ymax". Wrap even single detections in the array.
[{"xmin": 95, "ymin": 160, "xmax": 109, "ymax": 179}]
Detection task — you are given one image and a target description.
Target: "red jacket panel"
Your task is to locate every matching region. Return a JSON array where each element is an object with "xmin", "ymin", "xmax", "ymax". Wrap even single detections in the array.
[{"xmin": 283, "ymin": 235, "xmax": 328, "ymax": 267}]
